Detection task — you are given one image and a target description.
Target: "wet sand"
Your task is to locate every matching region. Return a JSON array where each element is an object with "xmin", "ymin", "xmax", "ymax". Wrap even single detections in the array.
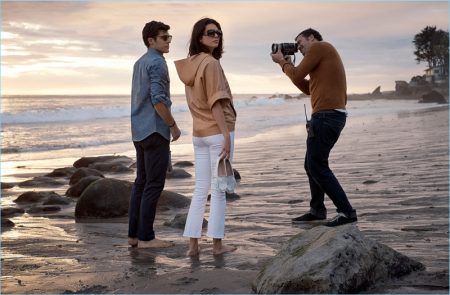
[{"xmin": 1, "ymin": 104, "xmax": 448, "ymax": 294}]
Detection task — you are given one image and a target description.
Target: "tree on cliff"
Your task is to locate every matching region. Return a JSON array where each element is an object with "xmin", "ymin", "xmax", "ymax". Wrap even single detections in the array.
[{"xmin": 412, "ymin": 26, "xmax": 449, "ymax": 76}]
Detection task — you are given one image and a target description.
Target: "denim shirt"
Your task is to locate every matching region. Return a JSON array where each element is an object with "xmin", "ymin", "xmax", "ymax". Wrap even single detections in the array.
[{"xmin": 131, "ymin": 48, "xmax": 172, "ymax": 142}]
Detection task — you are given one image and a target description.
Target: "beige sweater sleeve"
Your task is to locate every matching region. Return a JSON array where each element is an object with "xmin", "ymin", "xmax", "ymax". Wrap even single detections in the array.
[{"xmin": 203, "ymin": 59, "xmax": 232, "ymax": 109}]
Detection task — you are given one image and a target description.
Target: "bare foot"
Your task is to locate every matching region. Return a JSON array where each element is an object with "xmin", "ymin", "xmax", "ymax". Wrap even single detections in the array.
[
  {"xmin": 213, "ymin": 244, "xmax": 236, "ymax": 255},
  {"xmin": 186, "ymin": 246, "xmax": 200, "ymax": 257},
  {"xmin": 138, "ymin": 238, "xmax": 174, "ymax": 248},
  {"xmin": 186, "ymin": 238, "xmax": 199, "ymax": 257},
  {"xmin": 128, "ymin": 238, "xmax": 138, "ymax": 247}
]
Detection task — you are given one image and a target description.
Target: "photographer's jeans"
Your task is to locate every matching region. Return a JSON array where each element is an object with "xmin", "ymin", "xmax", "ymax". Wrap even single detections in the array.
[{"xmin": 304, "ymin": 111, "xmax": 356, "ymax": 219}]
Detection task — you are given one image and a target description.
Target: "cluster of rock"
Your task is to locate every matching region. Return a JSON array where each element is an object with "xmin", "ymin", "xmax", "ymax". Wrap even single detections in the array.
[
  {"xmin": 395, "ymin": 76, "xmax": 448, "ymax": 103},
  {"xmin": 2, "ymin": 155, "xmax": 241, "ymax": 229}
]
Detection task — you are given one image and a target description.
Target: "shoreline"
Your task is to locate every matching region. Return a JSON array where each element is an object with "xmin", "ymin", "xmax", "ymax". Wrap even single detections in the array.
[{"xmin": 1, "ymin": 104, "xmax": 449, "ymax": 294}]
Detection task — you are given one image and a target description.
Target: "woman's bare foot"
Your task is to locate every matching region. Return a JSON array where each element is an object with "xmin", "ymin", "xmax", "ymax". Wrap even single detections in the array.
[
  {"xmin": 128, "ymin": 238, "xmax": 138, "ymax": 247},
  {"xmin": 213, "ymin": 244, "xmax": 236, "ymax": 255},
  {"xmin": 186, "ymin": 238, "xmax": 200, "ymax": 256},
  {"xmin": 187, "ymin": 247, "xmax": 200, "ymax": 256},
  {"xmin": 212, "ymin": 238, "xmax": 236, "ymax": 255},
  {"xmin": 138, "ymin": 238, "xmax": 174, "ymax": 248}
]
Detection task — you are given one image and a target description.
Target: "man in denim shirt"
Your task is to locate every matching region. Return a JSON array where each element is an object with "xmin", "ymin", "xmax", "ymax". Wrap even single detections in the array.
[{"xmin": 128, "ymin": 21, "xmax": 181, "ymax": 248}]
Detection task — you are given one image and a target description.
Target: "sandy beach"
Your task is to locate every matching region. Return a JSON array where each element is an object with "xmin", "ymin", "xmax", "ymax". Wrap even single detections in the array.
[{"xmin": 1, "ymin": 102, "xmax": 448, "ymax": 294}]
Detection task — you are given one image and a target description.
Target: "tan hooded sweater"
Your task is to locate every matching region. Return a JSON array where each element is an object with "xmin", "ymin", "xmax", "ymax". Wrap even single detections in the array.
[
  {"xmin": 175, "ymin": 53, "xmax": 236, "ymax": 137},
  {"xmin": 280, "ymin": 42, "xmax": 347, "ymax": 114}
]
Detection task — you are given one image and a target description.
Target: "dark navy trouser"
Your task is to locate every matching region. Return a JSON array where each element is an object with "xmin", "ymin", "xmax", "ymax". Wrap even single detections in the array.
[
  {"xmin": 304, "ymin": 111, "xmax": 356, "ymax": 218},
  {"xmin": 128, "ymin": 132, "xmax": 169, "ymax": 241}
]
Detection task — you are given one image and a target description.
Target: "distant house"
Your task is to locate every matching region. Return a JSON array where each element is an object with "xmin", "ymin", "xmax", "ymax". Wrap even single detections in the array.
[{"xmin": 425, "ymin": 65, "xmax": 447, "ymax": 84}]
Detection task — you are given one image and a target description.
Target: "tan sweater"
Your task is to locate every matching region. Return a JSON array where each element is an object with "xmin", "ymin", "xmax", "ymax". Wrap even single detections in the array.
[
  {"xmin": 280, "ymin": 41, "xmax": 347, "ymax": 114},
  {"xmin": 174, "ymin": 53, "xmax": 236, "ymax": 137}
]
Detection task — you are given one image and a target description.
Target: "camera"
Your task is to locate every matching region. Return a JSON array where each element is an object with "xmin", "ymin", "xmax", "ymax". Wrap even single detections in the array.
[{"xmin": 271, "ymin": 43, "xmax": 298, "ymax": 55}]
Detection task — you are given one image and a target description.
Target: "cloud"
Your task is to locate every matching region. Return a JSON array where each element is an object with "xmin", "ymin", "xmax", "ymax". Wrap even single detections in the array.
[{"xmin": 1, "ymin": 1, "xmax": 448, "ymax": 95}]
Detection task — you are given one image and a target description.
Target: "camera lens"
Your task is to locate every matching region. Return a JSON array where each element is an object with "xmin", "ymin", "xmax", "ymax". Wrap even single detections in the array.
[{"xmin": 271, "ymin": 43, "xmax": 279, "ymax": 54}]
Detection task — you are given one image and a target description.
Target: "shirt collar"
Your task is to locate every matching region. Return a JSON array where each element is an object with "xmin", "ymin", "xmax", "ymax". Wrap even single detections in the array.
[{"xmin": 147, "ymin": 47, "xmax": 163, "ymax": 56}]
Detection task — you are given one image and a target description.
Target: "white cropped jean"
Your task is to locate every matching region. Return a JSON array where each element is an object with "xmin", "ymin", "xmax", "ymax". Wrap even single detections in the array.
[{"xmin": 183, "ymin": 132, "xmax": 235, "ymax": 239}]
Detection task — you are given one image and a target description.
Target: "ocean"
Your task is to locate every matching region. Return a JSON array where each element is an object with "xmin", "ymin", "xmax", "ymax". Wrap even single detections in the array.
[{"xmin": 0, "ymin": 94, "xmax": 441, "ymax": 182}]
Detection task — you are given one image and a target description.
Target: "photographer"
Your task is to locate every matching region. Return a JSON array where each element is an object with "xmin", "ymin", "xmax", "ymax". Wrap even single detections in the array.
[{"xmin": 271, "ymin": 28, "xmax": 357, "ymax": 227}]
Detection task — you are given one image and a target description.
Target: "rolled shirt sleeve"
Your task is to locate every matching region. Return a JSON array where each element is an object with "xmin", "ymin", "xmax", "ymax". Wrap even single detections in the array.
[{"xmin": 149, "ymin": 58, "xmax": 172, "ymax": 107}]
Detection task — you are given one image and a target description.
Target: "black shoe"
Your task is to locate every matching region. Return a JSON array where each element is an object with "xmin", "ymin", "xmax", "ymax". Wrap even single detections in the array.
[
  {"xmin": 325, "ymin": 213, "xmax": 357, "ymax": 227},
  {"xmin": 292, "ymin": 213, "xmax": 326, "ymax": 224}
]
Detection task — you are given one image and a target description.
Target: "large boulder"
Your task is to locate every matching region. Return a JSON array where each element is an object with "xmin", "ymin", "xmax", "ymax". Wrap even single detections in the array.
[
  {"xmin": 253, "ymin": 224, "xmax": 425, "ymax": 294},
  {"xmin": 419, "ymin": 90, "xmax": 447, "ymax": 104},
  {"xmin": 66, "ymin": 176, "xmax": 103, "ymax": 198},
  {"xmin": 75, "ymin": 178, "xmax": 132, "ymax": 219},
  {"xmin": 69, "ymin": 168, "xmax": 104, "ymax": 185},
  {"xmin": 73, "ymin": 155, "xmax": 133, "ymax": 168}
]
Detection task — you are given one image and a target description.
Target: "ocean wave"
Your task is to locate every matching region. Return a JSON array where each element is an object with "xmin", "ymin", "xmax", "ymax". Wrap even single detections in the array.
[
  {"xmin": 1, "ymin": 104, "xmax": 189, "ymax": 125},
  {"xmin": 1, "ymin": 95, "xmax": 290, "ymax": 125},
  {"xmin": 1, "ymin": 139, "xmax": 129, "ymax": 154}
]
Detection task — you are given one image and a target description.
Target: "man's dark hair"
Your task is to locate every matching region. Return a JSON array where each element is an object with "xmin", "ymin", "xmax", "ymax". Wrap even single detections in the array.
[
  {"xmin": 188, "ymin": 18, "xmax": 223, "ymax": 59},
  {"xmin": 142, "ymin": 21, "xmax": 170, "ymax": 48},
  {"xmin": 297, "ymin": 28, "xmax": 323, "ymax": 41}
]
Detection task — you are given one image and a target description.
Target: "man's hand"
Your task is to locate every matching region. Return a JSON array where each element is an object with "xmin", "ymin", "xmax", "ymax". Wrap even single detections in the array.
[
  {"xmin": 170, "ymin": 125, "xmax": 181, "ymax": 142},
  {"xmin": 271, "ymin": 48, "xmax": 290, "ymax": 64}
]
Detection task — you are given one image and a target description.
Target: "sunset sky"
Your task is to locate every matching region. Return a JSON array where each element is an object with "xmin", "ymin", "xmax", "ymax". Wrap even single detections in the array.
[{"xmin": 1, "ymin": 0, "xmax": 448, "ymax": 95}]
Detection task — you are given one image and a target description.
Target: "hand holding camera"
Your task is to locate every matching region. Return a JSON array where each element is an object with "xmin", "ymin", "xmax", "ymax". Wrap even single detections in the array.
[{"xmin": 271, "ymin": 42, "xmax": 298, "ymax": 64}]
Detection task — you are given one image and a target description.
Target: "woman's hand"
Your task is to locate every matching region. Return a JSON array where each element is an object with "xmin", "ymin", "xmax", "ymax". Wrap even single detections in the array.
[{"xmin": 220, "ymin": 134, "xmax": 231, "ymax": 159}]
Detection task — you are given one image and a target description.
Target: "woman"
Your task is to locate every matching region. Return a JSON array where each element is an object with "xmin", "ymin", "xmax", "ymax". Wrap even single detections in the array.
[{"xmin": 175, "ymin": 18, "xmax": 237, "ymax": 256}]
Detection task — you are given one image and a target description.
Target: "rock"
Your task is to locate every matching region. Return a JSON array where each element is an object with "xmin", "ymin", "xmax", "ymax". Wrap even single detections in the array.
[
  {"xmin": 43, "ymin": 195, "xmax": 71, "ymax": 205},
  {"xmin": 158, "ymin": 190, "xmax": 191, "ymax": 209},
  {"xmin": 252, "ymin": 224, "xmax": 425, "ymax": 294},
  {"xmin": 14, "ymin": 191, "xmax": 61, "ymax": 204},
  {"xmin": 1, "ymin": 182, "xmax": 15, "ymax": 190},
  {"xmin": 75, "ymin": 178, "xmax": 132, "ymax": 218},
  {"xmin": 88, "ymin": 162, "xmax": 133, "ymax": 173},
  {"xmin": 1, "ymin": 207, "xmax": 25, "ymax": 217},
  {"xmin": 66, "ymin": 176, "xmax": 102, "ymax": 198},
  {"xmin": 69, "ymin": 168, "xmax": 104, "ymax": 185},
  {"xmin": 27, "ymin": 205, "xmax": 61, "ymax": 214},
  {"xmin": 371, "ymin": 86, "xmax": 382, "ymax": 96},
  {"xmin": 173, "ymin": 161, "xmax": 194, "ymax": 168},
  {"xmin": 395, "ymin": 80, "xmax": 412, "ymax": 96},
  {"xmin": 19, "ymin": 176, "xmax": 66, "ymax": 188},
  {"xmin": 166, "ymin": 168, "xmax": 192, "ymax": 179},
  {"xmin": 1, "ymin": 218, "xmax": 15, "ymax": 228},
  {"xmin": 419, "ymin": 90, "xmax": 447, "ymax": 104},
  {"xmin": 73, "ymin": 155, "xmax": 133, "ymax": 168},
  {"xmin": 363, "ymin": 180, "xmax": 379, "ymax": 185},
  {"xmin": 163, "ymin": 213, "xmax": 208, "ymax": 229},
  {"xmin": 45, "ymin": 167, "xmax": 77, "ymax": 178}
]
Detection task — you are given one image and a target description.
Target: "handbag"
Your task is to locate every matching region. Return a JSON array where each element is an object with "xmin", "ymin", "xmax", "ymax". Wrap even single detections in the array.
[{"xmin": 215, "ymin": 157, "xmax": 236, "ymax": 193}]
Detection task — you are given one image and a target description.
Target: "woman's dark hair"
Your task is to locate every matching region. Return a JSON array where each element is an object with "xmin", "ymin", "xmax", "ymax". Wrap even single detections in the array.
[
  {"xmin": 297, "ymin": 28, "xmax": 323, "ymax": 41},
  {"xmin": 188, "ymin": 18, "xmax": 223, "ymax": 59},
  {"xmin": 142, "ymin": 21, "xmax": 170, "ymax": 48}
]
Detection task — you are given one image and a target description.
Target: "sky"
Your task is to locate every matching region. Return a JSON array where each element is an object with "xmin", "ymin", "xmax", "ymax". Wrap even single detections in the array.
[{"xmin": 1, "ymin": 0, "xmax": 448, "ymax": 95}]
